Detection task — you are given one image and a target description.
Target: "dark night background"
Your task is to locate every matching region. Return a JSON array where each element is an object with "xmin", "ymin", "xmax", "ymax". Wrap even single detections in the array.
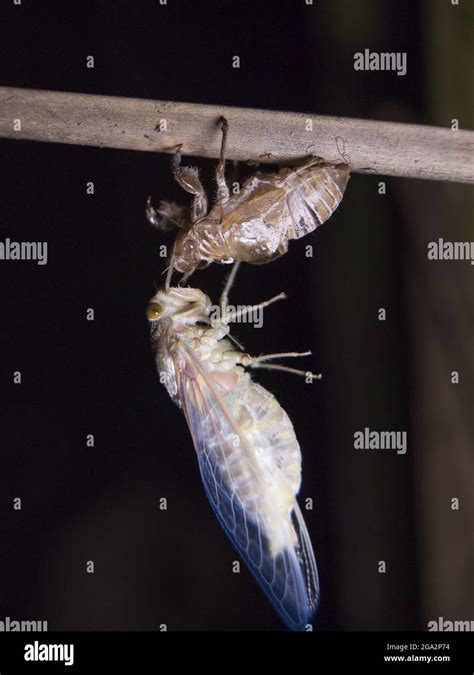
[{"xmin": 0, "ymin": 0, "xmax": 472, "ymax": 632}]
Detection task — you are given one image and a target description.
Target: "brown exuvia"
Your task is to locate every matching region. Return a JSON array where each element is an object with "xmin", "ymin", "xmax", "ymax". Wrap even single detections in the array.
[{"xmin": 147, "ymin": 118, "xmax": 350, "ymax": 287}]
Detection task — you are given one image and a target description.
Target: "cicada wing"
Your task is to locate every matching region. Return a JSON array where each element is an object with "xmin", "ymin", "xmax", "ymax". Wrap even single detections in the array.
[{"xmin": 175, "ymin": 347, "xmax": 319, "ymax": 630}]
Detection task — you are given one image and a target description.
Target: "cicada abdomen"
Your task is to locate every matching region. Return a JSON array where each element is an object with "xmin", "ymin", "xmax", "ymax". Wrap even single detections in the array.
[{"xmin": 281, "ymin": 160, "xmax": 350, "ymax": 239}]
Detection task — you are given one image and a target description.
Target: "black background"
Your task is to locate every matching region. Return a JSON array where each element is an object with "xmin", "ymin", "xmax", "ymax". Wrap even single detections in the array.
[{"xmin": 0, "ymin": 0, "xmax": 471, "ymax": 632}]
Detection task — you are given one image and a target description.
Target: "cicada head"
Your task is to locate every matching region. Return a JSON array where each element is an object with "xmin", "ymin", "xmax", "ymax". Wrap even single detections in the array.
[
  {"xmin": 172, "ymin": 228, "xmax": 203, "ymax": 275},
  {"xmin": 147, "ymin": 286, "xmax": 212, "ymax": 406},
  {"xmin": 146, "ymin": 286, "xmax": 211, "ymax": 326},
  {"xmin": 173, "ymin": 216, "xmax": 229, "ymax": 275}
]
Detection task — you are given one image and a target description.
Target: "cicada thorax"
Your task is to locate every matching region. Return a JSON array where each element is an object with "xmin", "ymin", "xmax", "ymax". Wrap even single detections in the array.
[{"xmin": 217, "ymin": 186, "xmax": 291, "ymax": 264}]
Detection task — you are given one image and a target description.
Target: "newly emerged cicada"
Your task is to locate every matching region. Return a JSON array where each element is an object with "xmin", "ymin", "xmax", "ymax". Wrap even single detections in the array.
[
  {"xmin": 147, "ymin": 118, "xmax": 350, "ymax": 287},
  {"xmin": 147, "ymin": 264, "xmax": 320, "ymax": 630}
]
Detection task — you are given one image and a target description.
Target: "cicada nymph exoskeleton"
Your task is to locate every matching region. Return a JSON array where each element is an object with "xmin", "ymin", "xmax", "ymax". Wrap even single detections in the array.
[{"xmin": 147, "ymin": 118, "xmax": 350, "ymax": 287}]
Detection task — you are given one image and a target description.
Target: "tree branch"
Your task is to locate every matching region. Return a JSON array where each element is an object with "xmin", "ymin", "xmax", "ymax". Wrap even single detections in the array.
[{"xmin": 0, "ymin": 86, "xmax": 472, "ymax": 183}]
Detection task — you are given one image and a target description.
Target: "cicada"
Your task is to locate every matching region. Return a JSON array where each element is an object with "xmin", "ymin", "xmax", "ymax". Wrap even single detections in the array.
[
  {"xmin": 147, "ymin": 265, "xmax": 320, "ymax": 630},
  {"xmin": 147, "ymin": 118, "xmax": 350, "ymax": 287}
]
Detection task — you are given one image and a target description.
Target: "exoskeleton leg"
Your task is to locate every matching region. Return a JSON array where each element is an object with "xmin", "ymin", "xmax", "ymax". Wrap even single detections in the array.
[
  {"xmin": 171, "ymin": 146, "xmax": 208, "ymax": 221},
  {"xmin": 214, "ymin": 117, "xmax": 230, "ymax": 206},
  {"xmin": 164, "ymin": 251, "xmax": 177, "ymax": 291}
]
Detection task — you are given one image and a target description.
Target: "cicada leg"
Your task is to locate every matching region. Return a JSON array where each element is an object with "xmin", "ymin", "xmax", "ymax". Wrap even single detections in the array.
[
  {"xmin": 218, "ymin": 263, "xmax": 322, "ymax": 379},
  {"xmin": 243, "ymin": 352, "xmax": 322, "ymax": 380},
  {"xmin": 226, "ymin": 292, "xmax": 287, "ymax": 323},
  {"xmin": 171, "ymin": 145, "xmax": 209, "ymax": 221},
  {"xmin": 219, "ymin": 262, "xmax": 286, "ymax": 322},
  {"xmin": 219, "ymin": 260, "xmax": 241, "ymax": 316},
  {"xmin": 164, "ymin": 250, "xmax": 177, "ymax": 291},
  {"xmin": 214, "ymin": 116, "xmax": 230, "ymax": 206}
]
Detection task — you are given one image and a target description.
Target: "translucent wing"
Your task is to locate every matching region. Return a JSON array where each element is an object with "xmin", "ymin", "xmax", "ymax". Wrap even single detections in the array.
[{"xmin": 174, "ymin": 346, "xmax": 319, "ymax": 630}]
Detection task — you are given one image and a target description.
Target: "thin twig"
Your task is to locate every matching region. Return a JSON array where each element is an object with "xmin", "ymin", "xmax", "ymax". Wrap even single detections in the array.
[{"xmin": 0, "ymin": 86, "xmax": 472, "ymax": 183}]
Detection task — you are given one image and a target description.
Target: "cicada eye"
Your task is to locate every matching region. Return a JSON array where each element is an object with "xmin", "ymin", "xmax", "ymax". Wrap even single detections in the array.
[{"xmin": 146, "ymin": 302, "xmax": 164, "ymax": 320}]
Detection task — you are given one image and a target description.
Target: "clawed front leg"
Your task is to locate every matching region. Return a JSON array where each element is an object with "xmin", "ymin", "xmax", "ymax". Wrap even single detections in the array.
[
  {"xmin": 171, "ymin": 145, "xmax": 208, "ymax": 221},
  {"xmin": 146, "ymin": 198, "xmax": 187, "ymax": 231},
  {"xmin": 214, "ymin": 117, "xmax": 230, "ymax": 206}
]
